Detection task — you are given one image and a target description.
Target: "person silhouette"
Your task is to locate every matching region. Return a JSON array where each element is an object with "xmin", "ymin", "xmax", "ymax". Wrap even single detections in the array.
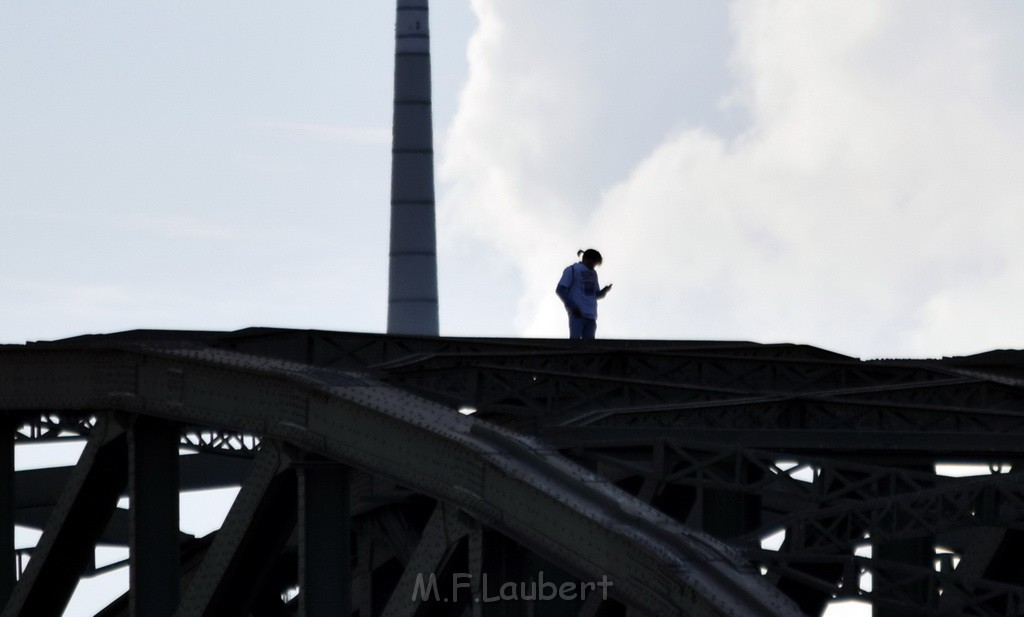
[{"xmin": 555, "ymin": 249, "xmax": 612, "ymax": 339}]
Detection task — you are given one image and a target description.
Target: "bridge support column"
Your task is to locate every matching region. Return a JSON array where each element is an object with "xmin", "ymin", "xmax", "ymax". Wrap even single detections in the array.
[
  {"xmin": 872, "ymin": 461, "xmax": 936, "ymax": 617},
  {"xmin": 702, "ymin": 459, "xmax": 762, "ymax": 541},
  {"xmin": 1, "ymin": 417, "xmax": 14, "ymax": 608},
  {"xmin": 873, "ymin": 535, "xmax": 935, "ymax": 617},
  {"xmin": 129, "ymin": 416, "xmax": 180, "ymax": 617},
  {"xmin": 298, "ymin": 461, "xmax": 351, "ymax": 617},
  {"xmin": 473, "ymin": 528, "xmax": 584, "ymax": 617}
]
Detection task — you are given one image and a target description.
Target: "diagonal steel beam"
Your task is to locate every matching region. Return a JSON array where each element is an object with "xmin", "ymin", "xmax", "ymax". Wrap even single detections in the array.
[
  {"xmin": 174, "ymin": 442, "xmax": 296, "ymax": 617},
  {"xmin": 381, "ymin": 502, "xmax": 467, "ymax": 617},
  {"xmin": 14, "ymin": 453, "xmax": 249, "ymax": 514},
  {"xmin": 2, "ymin": 413, "xmax": 128, "ymax": 617}
]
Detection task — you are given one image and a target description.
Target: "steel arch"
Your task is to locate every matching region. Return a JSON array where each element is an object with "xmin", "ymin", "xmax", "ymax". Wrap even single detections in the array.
[{"xmin": 0, "ymin": 335, "xmax": 799, "ymax": 617}]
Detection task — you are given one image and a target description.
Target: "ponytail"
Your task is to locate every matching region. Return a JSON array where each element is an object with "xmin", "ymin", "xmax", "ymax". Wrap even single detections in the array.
[{"xmin": 578, "ymin": 248, "xmax": 603, "ymax": 265}]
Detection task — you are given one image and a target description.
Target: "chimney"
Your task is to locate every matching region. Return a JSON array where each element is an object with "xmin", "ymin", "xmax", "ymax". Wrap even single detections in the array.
[{"xmin": 387, "ymin": 0, "xmax": 439, "ymax": 336}]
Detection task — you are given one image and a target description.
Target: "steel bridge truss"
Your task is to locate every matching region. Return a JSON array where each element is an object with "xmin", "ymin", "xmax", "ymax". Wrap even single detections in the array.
[{"xmin": 4, "ymin": 328, "xmax": 1024, "ymax": 616}]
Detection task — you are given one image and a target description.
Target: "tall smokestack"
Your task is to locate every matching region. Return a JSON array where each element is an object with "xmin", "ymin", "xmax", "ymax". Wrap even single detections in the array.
[{"xmin": 387, "ymin": 0, "xmax": 439, "ymax": 336}]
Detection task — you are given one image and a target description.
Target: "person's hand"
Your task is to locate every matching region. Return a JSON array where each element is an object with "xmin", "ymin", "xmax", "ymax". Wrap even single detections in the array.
[
  {"xmin": 602, "ymin": 284, "xmax": 613, "ymax": 294},
  {"xmin": 571, "ymin": 307, "xmax": 582, "ymax": 318}
]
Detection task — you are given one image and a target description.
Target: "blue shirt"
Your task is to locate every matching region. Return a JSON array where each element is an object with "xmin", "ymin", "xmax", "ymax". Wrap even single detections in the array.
[{"xmin": 556, "ymin": 262, "xmax": 601, "ymax": 319}]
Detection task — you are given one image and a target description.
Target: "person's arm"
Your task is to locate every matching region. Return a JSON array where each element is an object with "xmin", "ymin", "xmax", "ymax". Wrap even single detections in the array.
[
  {"xmin": 556, "ymin": 266, "xmax": 581, "ymax": 315},
  {"xmin": 555, "ymin": 284, "xmax": 581, "ymax": 316}
]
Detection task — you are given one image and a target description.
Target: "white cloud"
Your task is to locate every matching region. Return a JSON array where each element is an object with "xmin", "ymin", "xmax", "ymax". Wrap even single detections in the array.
[{"xmin": 440, "ymin": 0, "xmax": 1024, "ymax": 358}]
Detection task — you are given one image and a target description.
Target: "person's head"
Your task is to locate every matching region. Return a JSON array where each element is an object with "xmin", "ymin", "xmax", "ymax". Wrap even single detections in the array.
[{"xmin": 578, "ymin": 248, "xmax": 603, "ymax": 269}]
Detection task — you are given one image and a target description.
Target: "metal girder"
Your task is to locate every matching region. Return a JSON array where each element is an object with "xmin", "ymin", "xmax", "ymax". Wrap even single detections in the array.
[
  {"xmin": 381, "ymin": 502, "xmax": 466, "ymax": 617},
  {"xmin": 192, "ymin": 330, "xmax": 1024, "ymax": 455},
  {"xmin": 571, "ymin": 445, "xmax": 1024, "ymax": 552},
  {"xmin": 547, "ymin": 427, "xmax": 1024, "ymax": 457},
  {"xmin": 12, "ymin": 453, "xmax": 250, "ymax": 542},
  {"xmin": 180, "ymin": 429, "xmax": 261, "ymax": 455},
  {"xmin": 576, "ymin": 444, "xmax": 1024, "ymax": 615},
  {"xmin": 2, "ymin": 413, "xmax": 128, "ymax": 617},
  {"xmin": 373, "ymin": 363, "xmax": 987, "ymax": 422},
  {"xmin": 0, "ymin": 341, "xmax": 799, "ymax": 617},
  {"xmin": 174, "ymin": 442, "xmax": 296, "ymax": 617},
  {"xmin": 297, "ymin": 460, "xmax": 351, "ymax": 617},
  {"xmin": 12, "ymin": 414, "xmax": 96, "ymax": 442},
  {"xmin": 9, "ymin": 329, "xmax": 1024, "ymax": 616},
  {"xmin": 572, "ymin": 441, "xmax": 1024, "ymax": 612},
  {"xmin": 755, "ymin": 550, "xmax": 1024, "ymax": 616},
  {"xmin": 0, "ymin": 418, "xmax": 14, "ymax": 608},
  {"xmin": 372, "ymin": 507, "xmax": 422, "ymax": 567},
  {"xmin": 552, "ymin": 392, "xmax": 1024, "ymax": 434},
  {"xmin": 129, "ymin": 415, "xmax": 181, "ymax": 617}
]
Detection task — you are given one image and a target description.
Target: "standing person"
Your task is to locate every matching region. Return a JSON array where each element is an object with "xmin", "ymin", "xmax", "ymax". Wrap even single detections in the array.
[{"xmin": 555, "ymin": 249, "xmax": 613, "ymax": 339}]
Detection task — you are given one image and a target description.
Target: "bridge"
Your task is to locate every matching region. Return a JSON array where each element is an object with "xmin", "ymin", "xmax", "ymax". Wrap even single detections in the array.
[{"xmin": 3, "ymin": 328, "xmax": 1024, "ymax": 616}]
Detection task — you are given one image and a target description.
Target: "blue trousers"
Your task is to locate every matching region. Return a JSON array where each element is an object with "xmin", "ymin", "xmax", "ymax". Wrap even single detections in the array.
[{"xmin": 568, "ymin": 315, "xmax": 597, "ymax": 339}]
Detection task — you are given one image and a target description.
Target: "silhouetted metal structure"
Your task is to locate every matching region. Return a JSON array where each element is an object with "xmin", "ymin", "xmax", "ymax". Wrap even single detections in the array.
[
  {"xmin": 387, "ymin": 0, "xmax": 439, "ymax": 336},
  {"xmin": 4, "ymin": 328, "xmax": 1024, "ymax": 616}
]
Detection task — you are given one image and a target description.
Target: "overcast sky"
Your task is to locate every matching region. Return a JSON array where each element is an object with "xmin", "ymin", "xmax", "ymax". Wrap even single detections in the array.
[
  {"xmin": 5, "ymin": 2, "xmax": 1024, "ymax": 360},
  {"xmin": 5, "ymin": 3, "xmax": 1023, "ymax": 613},
  {"xmin": 443, "ymin": 0, "xmax": 1024, "ymax": 360}
]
